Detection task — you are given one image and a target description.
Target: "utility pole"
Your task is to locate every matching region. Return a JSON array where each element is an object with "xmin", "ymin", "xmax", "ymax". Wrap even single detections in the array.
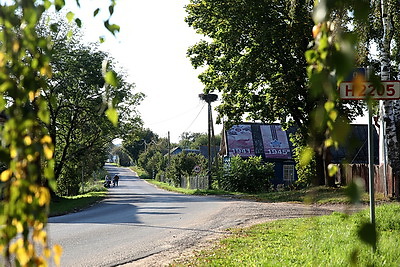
[
  {"xmin": 168, "ymin": 131, "xmax": 171, "ymax": 167},
  {"xmin": 199, "ymin": 93, "xmax": 218, "ymax": 189}
]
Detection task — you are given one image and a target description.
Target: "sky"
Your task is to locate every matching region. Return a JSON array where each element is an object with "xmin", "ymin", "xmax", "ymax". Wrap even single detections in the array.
[{"xmin": 66, "ymin": 0, "xmax": 222, "ymax": 143}]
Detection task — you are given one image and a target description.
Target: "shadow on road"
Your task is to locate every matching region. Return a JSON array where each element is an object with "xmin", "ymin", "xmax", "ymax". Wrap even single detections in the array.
[{"xmin": 49, "ymin": 165, "xmax": 228, "ymax": 227}]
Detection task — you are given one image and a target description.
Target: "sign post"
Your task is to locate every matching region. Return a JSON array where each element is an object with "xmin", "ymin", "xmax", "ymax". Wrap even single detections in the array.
[{"xmin": 339, "ymin": 78, "xmax": 400, "ymax": 226}]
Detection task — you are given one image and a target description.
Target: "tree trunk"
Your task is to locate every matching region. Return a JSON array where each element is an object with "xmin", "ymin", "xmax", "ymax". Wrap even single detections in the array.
[
  {"xmin": 379, "ymin": 0, "xmax": 400, "ymax": 197},
  {"xmin": 314, "ymin": 150, "xmax": 326, "ymax": 186}
]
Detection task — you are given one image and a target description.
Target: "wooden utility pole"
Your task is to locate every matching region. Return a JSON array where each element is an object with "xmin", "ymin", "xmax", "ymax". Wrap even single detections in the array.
[
  {"xmin": 199, "ymin": 93, "xmax": 218, "ymax": 189},
  {"xmin": 168, "ymin": 131, "xmax": 171, "ymax": 167}
]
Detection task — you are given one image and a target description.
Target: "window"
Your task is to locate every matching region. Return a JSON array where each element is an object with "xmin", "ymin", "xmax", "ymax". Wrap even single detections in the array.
[{"xmin": 283, "ymin": 165, "xmax": 295, "ymax": 183}]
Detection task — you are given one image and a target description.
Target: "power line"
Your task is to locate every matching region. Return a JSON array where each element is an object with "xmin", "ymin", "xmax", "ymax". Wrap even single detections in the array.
[
  {"xmin": 182, "ymin": 102, "xmax": 206, "ymax": 133},
  {"xmin": 146, "ymin": 102, "xmax": 203, "ymax": 126}
]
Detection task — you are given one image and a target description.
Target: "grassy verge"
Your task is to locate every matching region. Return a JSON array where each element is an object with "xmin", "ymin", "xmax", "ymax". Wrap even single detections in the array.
[
  {"xmin": 141, "ymin": 177, "xmax": 391, "ymax": 205},
  {"xmin": 130, "ymin": 166, "xmax": 150, "ymax": 179},
  {"xmin": 50, "ymin": 191, "xmax": 107, "ymax": 217},
  {"xmin": 174, "ymin": 203, "xmax": 400, "ymax": 266}
]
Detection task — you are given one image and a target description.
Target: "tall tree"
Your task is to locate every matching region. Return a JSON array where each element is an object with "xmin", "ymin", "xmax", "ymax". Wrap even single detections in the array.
[
  {"xmin": 39, "ymin": 17, "xmax": 144, "ymax": 195},
  {"xmin": 123, "ymin": 128, "xmax": 159, "ymax": 163},
  {"xmin": 185, "ymin": 0, "xmax": 365, "ymax": 185},
  {"xmin": 377, "ymin": 0, "xmax": 400, "ymax": 194}
]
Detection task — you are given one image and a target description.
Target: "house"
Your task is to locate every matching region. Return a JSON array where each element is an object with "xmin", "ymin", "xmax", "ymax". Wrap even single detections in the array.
[
  {"xmin": 220, "ymin": 123, "xmax": 379, "ymax": 186},
  {"xmin": 169, "ymin": 147, "xmax": 201, "ymax": 156},
  {"xmin": 329, "ymin": 124, "xmax": 379, "ymax": 164},
  {"xmin": 220, "ymin": 123, "xmax": 297, "ymax": 186}
]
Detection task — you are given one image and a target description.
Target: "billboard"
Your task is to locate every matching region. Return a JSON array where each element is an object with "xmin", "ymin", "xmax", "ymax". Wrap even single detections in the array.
[
  {"xmin": 226, "ymin": 124, "xmax": 291, "ymax": 159},
  {"xmin": 260, "ymin": 125, "xmax": 291, "ymax": 159},
  {"xmin": 227, "ymin": 124, "xmax": 255, "ymax": 157}
]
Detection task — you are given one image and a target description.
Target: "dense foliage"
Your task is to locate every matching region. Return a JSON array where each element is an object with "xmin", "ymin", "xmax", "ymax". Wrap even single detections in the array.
[
  {"xmin": 137, "ymin": 136, "xmax": 169, "ymax": 178},
  {"xmin": 220, "ymin": 156, "xmax": 274, "ymax": 193},
  {"xmin": 185, "ymin": 0, "xmax": 365, "ymax": 130},
  {"xmin": 38, "ymin": 18, "xmax": 143, "ymax": 196},
  {"xmin": 0, "ymin": 1, "xmax": 121, "ymax": 265},
  {"xmin": 123, "ymin": 128, "xmax": 159, "ymax": 164},
  {"xmin": 185, "ymin": 0, "xmax": 366, "ymax": 185},
  {"xmin": 178, "ymin": 131, "xmax": 221, "ymax": 149},
  {"xmin": 162, "ymin": 152, "xmax": 207, "ymax": 187}
]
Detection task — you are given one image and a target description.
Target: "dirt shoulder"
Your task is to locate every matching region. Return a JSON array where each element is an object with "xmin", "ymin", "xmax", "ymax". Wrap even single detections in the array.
[{"xmin": 120, "ymin": 199, "xmax": 364, "ymax": 267}]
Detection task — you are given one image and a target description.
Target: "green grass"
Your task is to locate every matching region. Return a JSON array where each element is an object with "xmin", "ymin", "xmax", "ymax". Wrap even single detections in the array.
[
  {"xmin": 130, "ymin": 166, "xmax": 150, "ymax": 179},
  {"xmin": 143, "ymin": 178, "xmax": 390, "ymax": 205},
  {"xmin": 253, "ymin": 186, "xmax": 389, "ymax": 204},
  {"xmin": 49, "ymin": 191, "xmax": 107, "ymax": 217},
  {"xmin": 173, "ymin": 203, "xmax": 400, "ymax": 266}
]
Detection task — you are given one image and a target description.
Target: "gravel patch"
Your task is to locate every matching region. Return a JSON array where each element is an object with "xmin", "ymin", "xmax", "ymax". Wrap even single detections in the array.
[{"xmin": 120, "ymin": 199, "xmax": 364, "ymax": 266}]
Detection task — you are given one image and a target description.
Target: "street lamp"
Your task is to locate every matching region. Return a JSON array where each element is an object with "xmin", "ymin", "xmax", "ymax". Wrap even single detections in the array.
[{"xmin": 199, "ymin": 93, "xmax": 218, "ymax": 189}]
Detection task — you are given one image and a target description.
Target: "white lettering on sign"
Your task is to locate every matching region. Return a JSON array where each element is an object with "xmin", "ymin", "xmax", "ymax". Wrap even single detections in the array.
[{"xmin": 339, "ymin": 81, "xmax": 400, "ymax": 100}]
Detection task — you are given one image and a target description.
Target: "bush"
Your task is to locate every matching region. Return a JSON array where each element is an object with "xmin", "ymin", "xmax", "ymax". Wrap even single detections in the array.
[
  {"xmin": 138, "ymin": 150, "xmax": 167, "ymax": 179},
  {"xmin": 164, "ymin": 152, "xmax": 207, "ymax": 187},
  {"xmin": 290, "ymin": 132, "xmax": 316, "ymax": 189},
  {"xmin": 57, "ymin": 166, "xmax": 81, "ymax": 196},
  {"xmin": 220, "ymin": 155, "xmax": 274, "ymax": 193}
]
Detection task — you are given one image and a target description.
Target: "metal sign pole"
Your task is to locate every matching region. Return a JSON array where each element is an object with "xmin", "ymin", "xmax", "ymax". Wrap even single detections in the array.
[{"xmin": 368, "ymin": 105, "xmax": 375, "ymax": 225}]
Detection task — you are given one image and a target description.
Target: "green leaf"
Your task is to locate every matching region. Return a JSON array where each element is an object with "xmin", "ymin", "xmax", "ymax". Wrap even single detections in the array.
[
  {"xmin": 104, "ymin": 20, "xmax": 120, "ymax": 35},
  {"xmin": 327, "ymin": 164, "xmax": 338, "ymax": 177},
  {"xmin": 345, "ymin": 179, "xmax": 364, "ymax": 204},
  {"xmin": 55, "ymin": 0, "xmax": 66, "ymax": 11},
  {"xmin": 66, "ymin": 11, "xmax": 74, "ymax": 22},
  {"xmin": 305, "ymin": 50, "xmax": 318, "ymax": 63},
  {"xmin": 299, "ymin": 147, "xmax": 314, "ymax": 166},
  {"xmin": 106, "ymin": 108, "xmax": 118, "ymax": 126},
  {"xmin": 50, "ymin": 23, "xmax": 58, "ymax": 32},
  {"xmin": 75, "ymin": 18, "xmax": 82, "ymax": 28},
  {"xmin": 93, "ymin": 8, "xmax": 100, "ymax": 17},
  {"xmin": 324, "ymin": 101, "xmax": 335, "ymax": 112},
  {"xmin": 105, "ymin": 71, "xmax": 118, "ymax": 87}
]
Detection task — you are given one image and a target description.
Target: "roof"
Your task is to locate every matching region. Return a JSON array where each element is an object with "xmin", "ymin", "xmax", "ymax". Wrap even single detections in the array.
[{"xmin": 221, "ymin": 122, "xmax": 378, "ymax": 164}]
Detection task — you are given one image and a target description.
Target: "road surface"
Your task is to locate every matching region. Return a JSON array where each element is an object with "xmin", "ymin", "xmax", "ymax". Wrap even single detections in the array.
[
  {"xmin": 48, "ymin": 164, "xmax": 346, "ymax": 266},
  {"xmin": 48, "ymin": 165, "xmax": 233, "ymax": 266}
]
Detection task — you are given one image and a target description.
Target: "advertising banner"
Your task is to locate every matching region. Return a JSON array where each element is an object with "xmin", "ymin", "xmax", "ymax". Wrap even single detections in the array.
[
  {"xmin": 227, "ymin": 124, "xmax": 255, "ymax": 157},
  {"xmin": 260, "ymin": 125, "xmax": 291, "ymax": 159},
  {"xmin": 226, "ymin": 124, "xmax": 291, "ymax": 159}
]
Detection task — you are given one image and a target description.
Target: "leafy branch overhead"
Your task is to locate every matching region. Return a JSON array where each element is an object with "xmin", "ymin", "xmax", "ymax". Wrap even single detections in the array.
[{"xmin": 0, "ymin": 1, "xmax": 124, "ymax": 266}]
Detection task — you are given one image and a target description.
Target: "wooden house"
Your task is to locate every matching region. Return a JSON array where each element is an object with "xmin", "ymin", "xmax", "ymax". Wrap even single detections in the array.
[{"xmin": 220, "ymin": 123, "xmax": 297, "ymax": 186}]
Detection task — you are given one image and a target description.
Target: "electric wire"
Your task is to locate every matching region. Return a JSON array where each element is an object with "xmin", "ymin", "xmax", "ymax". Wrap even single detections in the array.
[
  {"xmin": 182, "ymin": 102, "xmax": 206, "ymax": 133},
  {"xmin": 146, "ymin": 102, "xmax": 203, "ymax": 126}
]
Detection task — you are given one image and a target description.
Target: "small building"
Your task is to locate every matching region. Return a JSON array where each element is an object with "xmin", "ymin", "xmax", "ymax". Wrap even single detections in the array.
[
  {"xmin": 169, "ymin": 147, "xmax": 201, "ymax": 156},
  {"xmin": 220, "ymin": 123, "xmax": 297, "ymax": 186},
  {"xmin": 220, "ymin": 122, "xmax": 379, "ymax": 187}
]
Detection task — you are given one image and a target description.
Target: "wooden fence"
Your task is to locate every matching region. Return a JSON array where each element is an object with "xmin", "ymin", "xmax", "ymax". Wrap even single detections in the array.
[
  {"xmin": 180, "ymin": 175, "xmax": 209, "ymax": 190},
  {"xmin": 334, "ymin": 164, "xmax": 399, "ymax": 197}
]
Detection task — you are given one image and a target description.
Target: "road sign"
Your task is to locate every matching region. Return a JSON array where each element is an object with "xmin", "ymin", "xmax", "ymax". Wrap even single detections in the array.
[
  {"xmin": 339, "ymin": 81, "xmax": 400, "ymax": 100},
  {"xmin": 193, "ymin": 165, "xmax": 201, "ymax": 173}
]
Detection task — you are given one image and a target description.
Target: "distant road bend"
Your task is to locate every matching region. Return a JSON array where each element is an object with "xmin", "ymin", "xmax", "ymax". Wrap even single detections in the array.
[{"xmin": 48, "ymin": 164, "xmax": 344, "ymax": 267}]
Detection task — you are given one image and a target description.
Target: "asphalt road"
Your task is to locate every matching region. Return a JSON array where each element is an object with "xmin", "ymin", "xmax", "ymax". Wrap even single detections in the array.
[
  {"xmin": 48, "ymin": 164, "xmax": 347, "ymax": 266},
  {"xmin": 47, "ymin": 164, "xmax": 231, "ymax": 267}
]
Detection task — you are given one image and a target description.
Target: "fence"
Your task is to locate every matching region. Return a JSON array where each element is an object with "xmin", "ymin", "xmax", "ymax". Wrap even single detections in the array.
[
  {"xmin": 334, "ymin": 164, "xmax": 399, "ymax": 197},
  {"xmin": 180, "ymin": 175, "xmax": 209, "ymax": 190}
]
